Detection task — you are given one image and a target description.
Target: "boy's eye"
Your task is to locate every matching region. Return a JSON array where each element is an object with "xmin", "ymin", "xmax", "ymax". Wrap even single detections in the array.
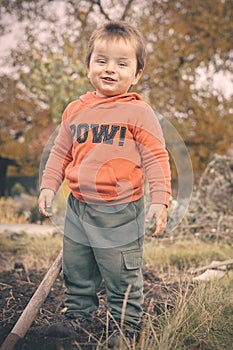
[
  {"xmin": 119, "ymin": 62, "xmax": 127, "ymax": 67},
  {"xmin": 97, "ymin": 59, "xmax": 106, "ymax": 64}
]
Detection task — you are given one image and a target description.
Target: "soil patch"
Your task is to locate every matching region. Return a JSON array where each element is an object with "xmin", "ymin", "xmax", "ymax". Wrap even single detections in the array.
[{"xmin": 0, "ymin": 266, "xmax": 178, "ymax": 349}]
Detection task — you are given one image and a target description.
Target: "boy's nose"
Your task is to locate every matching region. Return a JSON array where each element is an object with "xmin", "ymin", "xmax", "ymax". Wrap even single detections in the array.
[{"xmin": 105, "ymin": 61, "xmax": 115, "ymax": 73}]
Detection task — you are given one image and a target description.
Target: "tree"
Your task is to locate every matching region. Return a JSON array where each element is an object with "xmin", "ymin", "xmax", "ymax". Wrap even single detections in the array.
[
  {"xmin": 134, "ymin": 0, "xmax": 233, "ymax": 173},
  {"xmin": 12, "ymin": 31, "xmax": 91, "ymax": 122},
  {"xmin": 0, "ymin": 0, "xmax": 232, "ymax": 177},
  {"xmin": 0, "ymin": 75, "xmax": 54, "ymax": 175}
]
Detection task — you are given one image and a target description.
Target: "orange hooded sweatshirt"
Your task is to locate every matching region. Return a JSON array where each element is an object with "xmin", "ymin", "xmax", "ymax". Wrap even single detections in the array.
[{"xmin": 41, "ymin": 92, "xmax": 171, "ymax": 206}]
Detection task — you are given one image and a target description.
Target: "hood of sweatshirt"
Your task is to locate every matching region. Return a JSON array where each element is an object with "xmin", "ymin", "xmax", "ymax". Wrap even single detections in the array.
[
  {"xmin": 79, "ymin": 91, "xmax": 143, "ymax": 108},
  {"xmin": 62, "ymin": 91, "xmax": 147, "ymax": 122}
]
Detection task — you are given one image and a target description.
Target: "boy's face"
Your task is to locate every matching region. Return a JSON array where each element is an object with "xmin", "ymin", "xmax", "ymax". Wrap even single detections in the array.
[{"xmin": 87, "ymin": 38, "xmax": 142, "ymax": 97}]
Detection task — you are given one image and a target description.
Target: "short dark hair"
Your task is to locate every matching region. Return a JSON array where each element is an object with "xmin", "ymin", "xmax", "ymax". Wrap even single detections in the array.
[{"xmin": 85, "ymin": 21, "xmax": 146, "ymax": 74}]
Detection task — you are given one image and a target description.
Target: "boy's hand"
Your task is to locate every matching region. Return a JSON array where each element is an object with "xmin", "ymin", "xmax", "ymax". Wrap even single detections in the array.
[
  {"xmin": 38, "ymin": 189, "xmax": 55, "ymax": 217},
  {"xmin": 145, "ymin": 204, "xmax": 167, "ymax": 237}
]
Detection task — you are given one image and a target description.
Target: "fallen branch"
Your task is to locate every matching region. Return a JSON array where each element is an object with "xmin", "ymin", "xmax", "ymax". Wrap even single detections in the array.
[
  {"xmin": 190, "ymin": 259, "xmax": 233, "ymax": 274},
  {"xmin": 193, "ymin": 269, "xmax": 226, "ymax": 282},
  {"xmin": 0, "ymin": 250, "xmax": 63, "ymax": 350}
]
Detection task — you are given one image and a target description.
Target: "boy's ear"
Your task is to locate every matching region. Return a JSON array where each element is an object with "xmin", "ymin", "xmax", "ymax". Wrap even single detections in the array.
[{"xmin": 132, "ymin": 69, "xmax": 143, "ymax": 86}]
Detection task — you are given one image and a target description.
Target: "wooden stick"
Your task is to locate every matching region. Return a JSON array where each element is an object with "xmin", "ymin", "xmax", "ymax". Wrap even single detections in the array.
[
  {"xmin": 0, "ymin": 250, "xmax": 63, "ymax": 350},
  {"xmin": 190, "ymin": 259, "xmax": 233, "ymax": 274}
]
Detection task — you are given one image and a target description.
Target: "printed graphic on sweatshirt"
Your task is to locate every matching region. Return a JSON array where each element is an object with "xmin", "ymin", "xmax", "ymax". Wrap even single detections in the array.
[{"xmin": 70, "ymin": 123, "xmax": 127, "ymax": 146}]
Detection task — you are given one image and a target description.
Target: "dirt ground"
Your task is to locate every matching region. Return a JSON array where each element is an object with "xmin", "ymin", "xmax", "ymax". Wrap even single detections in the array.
[{"xmin": 0, "ymin": 262, "xmax": 179, "ymax": 350}]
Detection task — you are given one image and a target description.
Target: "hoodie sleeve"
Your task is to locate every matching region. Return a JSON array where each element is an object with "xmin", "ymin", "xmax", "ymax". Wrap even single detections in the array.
[
  {"xmin": 40, "ymin": 111, "xmax": 73, "ymax": 193},
  {"xmin": 130, "ymin": 105, "xmax": 171, "ymax": 205}
]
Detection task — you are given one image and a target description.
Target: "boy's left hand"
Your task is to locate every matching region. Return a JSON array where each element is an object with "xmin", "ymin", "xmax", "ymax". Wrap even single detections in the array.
[{"xmin": 145, "ymin": 204, "xmax": 167, "ymax": 237}]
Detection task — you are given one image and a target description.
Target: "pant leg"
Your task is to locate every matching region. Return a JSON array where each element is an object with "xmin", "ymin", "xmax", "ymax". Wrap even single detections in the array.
[
  {"xmin": 62, "ymin": 195, "xmax": 102, "ymax": 319},
  {"xmin": 93, "ymin": 237, "xmax": 145, "ymax": 326},
  {"xmin": 63, "ymin": 236, "xmax": 102, "ymax": 320}
]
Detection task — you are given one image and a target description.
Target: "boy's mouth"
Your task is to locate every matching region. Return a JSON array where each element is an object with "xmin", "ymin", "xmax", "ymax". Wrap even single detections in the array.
[{"xmin": 102, "ymin": 77, "xmax": 116, "ymax": 82}]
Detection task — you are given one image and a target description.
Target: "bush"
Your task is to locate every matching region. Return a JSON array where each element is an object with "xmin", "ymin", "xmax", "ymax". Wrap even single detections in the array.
[
  {"xmin": 11, "ymin": 182, "xmax": 26, "ymax": 196},
  {"xmin": 29, "ymin": 204, "xmax": 45, "ymax": 223},
  {"xmin": 0, "ymin": 197, "xmax": 27, "ymax": 223}
]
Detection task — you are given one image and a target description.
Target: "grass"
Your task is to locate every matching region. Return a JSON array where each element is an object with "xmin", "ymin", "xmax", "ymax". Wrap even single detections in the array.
[
  {"xmin": 144, "ymin": 237, "xmax": 233, "ymax": 273},
  {"xmin": 142, "ymin": 237, "xmax": 233, "ymax": 350},
  {"xmin": 141, "ymin": 277, "xmax": 233, "ymax": 350},
  {"xmin": 1, "ymin": 226, "xmax": 232, "ymax": 274},
  {"xmin": 0, "ymin": 231, "xmax": 62, "ymax": 272},
  {"xmin": 0, "ymin": 230, "xmax": 233, "ymax": 349}
]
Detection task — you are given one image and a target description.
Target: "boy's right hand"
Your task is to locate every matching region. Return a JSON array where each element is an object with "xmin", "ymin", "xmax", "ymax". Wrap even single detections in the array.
[{"xmin": 38, "ymin": 189, "xmax": 55, "ymax": 217}]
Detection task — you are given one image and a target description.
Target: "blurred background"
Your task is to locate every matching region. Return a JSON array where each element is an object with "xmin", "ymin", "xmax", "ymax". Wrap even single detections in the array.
[{"xmin": 0, "ymin": 0, "xmax": 232, "ymax": 221}]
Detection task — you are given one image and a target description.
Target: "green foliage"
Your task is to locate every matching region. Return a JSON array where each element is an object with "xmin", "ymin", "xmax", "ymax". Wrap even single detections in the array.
[{"xmin": 13, "ymin": 32, "xmax": 92, "ymax": 122}]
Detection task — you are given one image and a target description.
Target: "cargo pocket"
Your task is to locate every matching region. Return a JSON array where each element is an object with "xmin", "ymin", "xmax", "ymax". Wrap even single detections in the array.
[
  {"xmin": 122, "ymin": 250, "xmax": 145, "ymax": 270},
  {"xmin": 120, "ymin": 249, "xmax": 145, "ymax": 291}
]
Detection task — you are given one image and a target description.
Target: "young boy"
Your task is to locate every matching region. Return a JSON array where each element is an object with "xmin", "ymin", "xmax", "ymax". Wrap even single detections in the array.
[{"xmin": 39, "ymin": 21, "xmax": 171, "ymax": 347}]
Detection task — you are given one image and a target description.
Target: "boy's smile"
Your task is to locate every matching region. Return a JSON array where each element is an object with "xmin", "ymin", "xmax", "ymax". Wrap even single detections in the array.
[{"xmin": 87, "ymin": 39, "xmax": 142, "ymax": 97}]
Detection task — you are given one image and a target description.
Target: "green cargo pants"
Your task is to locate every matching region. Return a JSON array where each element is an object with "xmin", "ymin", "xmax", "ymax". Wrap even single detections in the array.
[{"xmin": 63, "ymin": 193, "xmax": 145, "ymax": 325}]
